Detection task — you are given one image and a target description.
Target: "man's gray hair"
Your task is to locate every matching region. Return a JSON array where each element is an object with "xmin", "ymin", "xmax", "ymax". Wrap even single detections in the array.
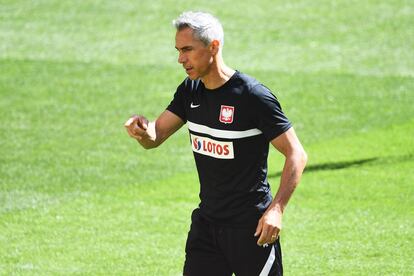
[{"xmin": 173, "ymin": 11, "xmax": 224, "ymax": 48}]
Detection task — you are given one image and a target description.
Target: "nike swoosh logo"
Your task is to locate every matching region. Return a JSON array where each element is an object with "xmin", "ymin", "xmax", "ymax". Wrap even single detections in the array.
[{"xmin": 190, "ymin": 103, "xmax": 200, "ymax": 108}]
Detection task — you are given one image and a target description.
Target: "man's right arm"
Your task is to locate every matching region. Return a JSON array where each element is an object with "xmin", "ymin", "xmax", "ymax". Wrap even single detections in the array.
[{"xmin": 124, "ymin": 110, "xmax": 184, "ymax": 149}]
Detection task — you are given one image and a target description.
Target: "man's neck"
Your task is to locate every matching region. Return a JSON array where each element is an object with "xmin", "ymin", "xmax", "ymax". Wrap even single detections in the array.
[{"xmin": 201, "ymin": 61, "xmax": 235, "ymax": 90}]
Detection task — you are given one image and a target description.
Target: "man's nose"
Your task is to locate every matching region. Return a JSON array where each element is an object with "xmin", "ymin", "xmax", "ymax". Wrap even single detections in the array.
[{"xmin": 178, "ymin": 52, "xmax": 186, "ymax": 64}]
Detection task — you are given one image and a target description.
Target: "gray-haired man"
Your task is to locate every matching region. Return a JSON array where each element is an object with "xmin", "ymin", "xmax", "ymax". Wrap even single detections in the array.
[{"xmin": 125, "ymin": 11, "xmax": 307, "ymax": 276}]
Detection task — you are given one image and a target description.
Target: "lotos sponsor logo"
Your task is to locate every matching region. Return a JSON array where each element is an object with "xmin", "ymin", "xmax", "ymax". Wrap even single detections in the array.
[{"xmin": 190, "ymin": 134, "xmax": 234, "ymax": 159}]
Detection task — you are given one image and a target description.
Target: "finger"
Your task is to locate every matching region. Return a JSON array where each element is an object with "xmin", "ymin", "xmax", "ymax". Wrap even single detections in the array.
[
  {"xmin": 124, "ymin": 115, "xmax": 139, "ymax": 127},
  {"xmin": 257, "ymin": 229, "xmax": 268, "ymax": 246},
  {"xmin": 132, "ymin": 123, "xmax": 148, "ymax": 137},
  {"xmin": 270, "ymin": 232, "xmax": 279, "ymax": 243},
  {"xmin": 126, "ymin": 123, "xmax": 146, "ymax": 139},
  {"xmin": 134, "ymin": 122, "xmax": 147, "ymax": 133},
  {"xmin": 136, "ymin": 116, "xmax": 148, "ymax": 130},
  {"xmin": 270, "ymin": 228, "xmax": 281, "ymax": 243},
  {"xmin": 126, "ymin": 127, "xmax": 143, "ymax": 140},
  {"xmin": 254, "ymin": 218, "xmax": 263, "ymax": 237}
]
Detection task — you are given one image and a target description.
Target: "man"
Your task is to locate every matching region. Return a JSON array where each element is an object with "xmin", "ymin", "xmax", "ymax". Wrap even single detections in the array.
[{"xmin": 125, "ymin": 11, "xmax": 307, "ymax": 276}]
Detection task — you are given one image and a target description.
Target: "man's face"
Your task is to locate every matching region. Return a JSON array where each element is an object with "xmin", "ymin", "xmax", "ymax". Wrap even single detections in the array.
[{"xmin": 175, "ymin": 27, "xmax": 213, "ymax": 80}]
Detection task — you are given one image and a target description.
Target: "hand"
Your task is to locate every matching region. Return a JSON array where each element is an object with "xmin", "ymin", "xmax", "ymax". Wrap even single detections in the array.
[
  {"xmin": 254, "ymin": 206, "xmax": 282, "ymax": 246},
  {"xmin": 124, "ymin": 114, "xmax": 150, "ymax": 140}
]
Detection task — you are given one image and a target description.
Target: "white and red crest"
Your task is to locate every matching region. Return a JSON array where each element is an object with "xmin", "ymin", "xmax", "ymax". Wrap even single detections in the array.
[{"xmin": 219, "ymin": 105, "xmax": 235, "ymax": 124}]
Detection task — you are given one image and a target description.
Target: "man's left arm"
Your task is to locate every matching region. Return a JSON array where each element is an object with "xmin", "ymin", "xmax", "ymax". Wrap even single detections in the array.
[{"xmin": 255, "ymin": 127, "xmax": 308, "ymax": 246}]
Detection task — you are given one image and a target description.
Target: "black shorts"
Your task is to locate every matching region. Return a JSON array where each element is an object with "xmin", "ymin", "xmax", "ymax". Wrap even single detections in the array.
[{"xmin": 183, "ymin": 209, "xmax": 283, "ymax": 276}]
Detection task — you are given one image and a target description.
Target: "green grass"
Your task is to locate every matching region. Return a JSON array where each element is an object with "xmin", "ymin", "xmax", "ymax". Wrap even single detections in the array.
[{"xmin": 1, "ymin": 0, "xmax": 413, "ymax": 275}]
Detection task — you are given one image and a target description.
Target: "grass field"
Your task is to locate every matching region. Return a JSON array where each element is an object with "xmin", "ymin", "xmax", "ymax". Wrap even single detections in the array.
[{"xmin": 1, "ymin": 0, "xmax": 413, "ymax": 275}]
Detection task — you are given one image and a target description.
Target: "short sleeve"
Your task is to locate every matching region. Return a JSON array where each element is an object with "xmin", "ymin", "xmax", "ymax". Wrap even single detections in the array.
[
  {"xmin": 166, "ymin": 81, "xmax": 187, "ymax": 123},
  {"xmin": 250, "ymin": 84, "xmax": 292, "ymax": 141}
]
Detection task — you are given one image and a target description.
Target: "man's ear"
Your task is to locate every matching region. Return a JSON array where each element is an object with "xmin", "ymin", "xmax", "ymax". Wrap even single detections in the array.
[{"xmin": 210, "ymin": 40, "xmax": 220, "ymax": 55}]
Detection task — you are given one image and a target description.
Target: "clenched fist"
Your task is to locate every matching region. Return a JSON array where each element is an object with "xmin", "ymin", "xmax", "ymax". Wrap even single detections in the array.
[{"xmin": 124, "ymin": 115, "xmax": 153, "ymax": 141}]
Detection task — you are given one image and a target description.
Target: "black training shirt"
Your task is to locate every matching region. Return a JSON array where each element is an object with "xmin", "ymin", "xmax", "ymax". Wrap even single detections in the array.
[{"xmin": 167, "ymin": 71, "xmax": 292, "ymax": 227}]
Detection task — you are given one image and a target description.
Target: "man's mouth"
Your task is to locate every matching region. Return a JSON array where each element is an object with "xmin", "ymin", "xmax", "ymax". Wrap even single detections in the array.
[{"xmin": 185, "ymin": 67, "xmax": 193, "ymax": 73}]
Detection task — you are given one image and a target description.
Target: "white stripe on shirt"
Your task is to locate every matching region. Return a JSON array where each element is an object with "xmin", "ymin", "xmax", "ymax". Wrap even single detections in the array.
[{"xmin": 187, "ymin": 121, "xmax": 262, "ymax": 139}]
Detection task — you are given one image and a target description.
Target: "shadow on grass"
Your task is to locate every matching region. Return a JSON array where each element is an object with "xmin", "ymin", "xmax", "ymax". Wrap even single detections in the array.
[{"xmin": 269, "ymin": 157, "xmax": 379, "ymax": 178}]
